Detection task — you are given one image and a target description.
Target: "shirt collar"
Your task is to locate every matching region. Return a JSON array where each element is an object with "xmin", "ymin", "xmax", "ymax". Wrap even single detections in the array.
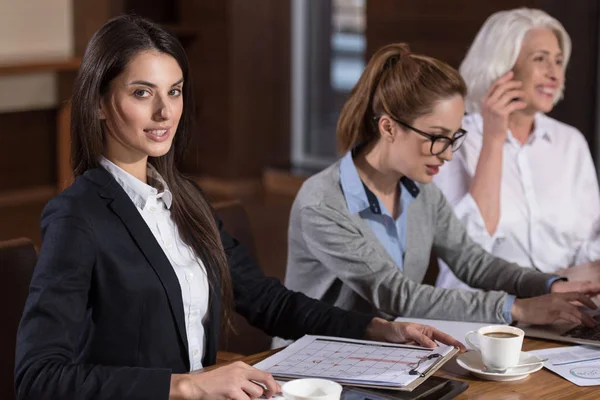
[
  {"xmin": 339, "ymin": 151, "xmax": 419, "ymax": 215},
  {"xmin": 340, "ymin": 151, "xmax": 370, "ymax": 214},
  {"xmin": 470, "ymin": 112, "xmax": 552, "ymax": 144},
  {"xmin": 99, "ymin": 156, "xmax": 173, "ymax": 209},
  {"xmin": 532, "ymin": 113, "xmax": 553, "ymax": 142}
]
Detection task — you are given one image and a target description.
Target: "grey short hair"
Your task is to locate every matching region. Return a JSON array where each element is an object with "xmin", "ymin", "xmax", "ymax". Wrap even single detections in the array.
[{"xmin": 460, "ymin": 8, "xmax": 571, "ymax": 113}]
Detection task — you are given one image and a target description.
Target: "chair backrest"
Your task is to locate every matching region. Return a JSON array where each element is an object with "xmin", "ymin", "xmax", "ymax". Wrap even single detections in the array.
[
  {"xmin": 214, "ymin": 200, "xmax": 257, "ymax": 260},
  {"xmin": 0, "ymin": 238, "xmax": 37, "ymax": 400},
  {"xmin": 423, "ymin": 250, "xmax": 440, "ymax": 287},
  {"xmin": 213, "ymin": 200, "xmax": 272, "ymax": 355}
]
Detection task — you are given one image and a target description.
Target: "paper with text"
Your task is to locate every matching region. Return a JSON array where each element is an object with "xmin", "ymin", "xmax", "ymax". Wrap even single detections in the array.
[
  {"xmin": 254, "ymin": 335, "xmax": 454, "ymax": 388},
  {"xmin": 529, "ymin": 346, "xmax": 600, "ymax": 386}
]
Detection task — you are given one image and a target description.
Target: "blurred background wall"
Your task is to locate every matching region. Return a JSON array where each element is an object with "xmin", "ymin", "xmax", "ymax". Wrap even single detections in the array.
[
  {"xmin": 0, "ymin": 0, "xmax": 72, "ymax": 111},
  {"xmin": 0, "ymin": 0, "xmax": 598, "ymax": 257}
]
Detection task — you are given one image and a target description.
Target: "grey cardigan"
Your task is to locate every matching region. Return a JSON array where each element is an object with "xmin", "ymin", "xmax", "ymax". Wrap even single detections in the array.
[{"xmin": 284, "ymin": 159, "xmax": 557, "ymax": 324}]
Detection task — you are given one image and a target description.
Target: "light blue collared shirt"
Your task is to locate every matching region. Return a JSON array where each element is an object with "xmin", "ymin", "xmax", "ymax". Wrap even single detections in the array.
[
  {"xmin": 339, "ymin": 151, "xmax": 548, "ymax": 323},
  {"xmin": 339, "ymin": 151, "xmax": 418, "ymax": 271}
]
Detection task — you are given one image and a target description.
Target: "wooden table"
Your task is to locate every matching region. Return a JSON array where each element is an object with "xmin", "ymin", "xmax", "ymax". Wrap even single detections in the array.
[{"xmin": 232, "ymin": 338, "xmax": 600, "ymax": 399}]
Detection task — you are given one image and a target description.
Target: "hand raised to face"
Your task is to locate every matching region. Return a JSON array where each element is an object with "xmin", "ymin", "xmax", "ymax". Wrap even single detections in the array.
[{"xmin": 480, "ymin": 71, "xmax": 527, "ymax": 142}]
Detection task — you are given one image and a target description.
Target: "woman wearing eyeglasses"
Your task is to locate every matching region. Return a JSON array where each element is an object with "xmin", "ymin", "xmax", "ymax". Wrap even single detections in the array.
[
  {"xmin": 433, "ymin": 9, "xmax": 600, "ymax": 291},
  {"xmin": 279, "ymin": 42, "xmax": 600, "ymax": 332}
]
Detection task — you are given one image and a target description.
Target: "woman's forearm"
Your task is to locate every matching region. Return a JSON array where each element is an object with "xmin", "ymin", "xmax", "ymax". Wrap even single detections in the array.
[{"xmin": 469, "ymin": 136, "xmax": 505, "ymax": 235}]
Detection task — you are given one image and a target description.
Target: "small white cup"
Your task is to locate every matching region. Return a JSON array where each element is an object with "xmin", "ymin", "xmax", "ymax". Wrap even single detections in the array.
[
  {"xmin": 282, "ymin": 378, "xmax": 343, "ymax": 400},
  {"xmin": 465, "ymin": 325, "xmax": 524, "ymax": 372}
]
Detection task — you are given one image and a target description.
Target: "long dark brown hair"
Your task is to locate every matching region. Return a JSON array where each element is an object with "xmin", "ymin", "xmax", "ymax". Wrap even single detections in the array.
[
  {"xmin": 70, "ymin": 14, "xmax": 233, "ymax": 325},
  {"xmin": 337, "ymin": 43, "xmax": 467, "ymax": 153}
]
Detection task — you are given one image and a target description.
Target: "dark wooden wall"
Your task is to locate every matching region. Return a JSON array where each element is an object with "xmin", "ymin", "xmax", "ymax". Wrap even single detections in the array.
[
  {"xmin": 0, "ymin": 109, "xmax": 56, "ymax": 244},
  {"xmin": 366, "ymin": 1, "xmax": 537, "ymax": 69},
  {"xmin": 366, "ymin": 0, "xmax": 600, "ymax": 151},
  {"xmin": 537, "ymin": 0, "xmax": 600, "ymax": 150},
  {"xmin": 1, "ymin": 0, "xmax": 292, "ymax": 247},
  {"xmin": 71, "ymin": 0, "xmax": 292, "ymax": 181},
  {"xmin": 67, "ymin": 0, "xmax": 600, "ymax": 182},
  {"xmin": 2, "ymin": 0, "xmax": 600, "ymax": 247},
  {"xmin": 0, "ymin": 110, "xmax": 56, "ymax": 192},
  {"xmin": 0, "ymin": 108, "xmax": 58, "ymax": 243},
  {"xmin": 179, "ymin": 0, "xmax": 291, "ymax": 179}
]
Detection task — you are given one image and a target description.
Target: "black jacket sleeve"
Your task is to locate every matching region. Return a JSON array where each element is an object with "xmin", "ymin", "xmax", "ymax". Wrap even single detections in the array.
[
  {"xmin": 14, "ymin": 197, "xmax": 171, "ymax": 400},
  {"xmin": 219, "ymin": 217, "xmax": 374, "ymax": 340}
]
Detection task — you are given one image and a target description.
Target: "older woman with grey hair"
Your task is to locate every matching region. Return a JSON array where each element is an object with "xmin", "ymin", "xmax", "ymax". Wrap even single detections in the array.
[{"xmin": 434, "ymin": 8, "xmax": 600, "ymax": 290}]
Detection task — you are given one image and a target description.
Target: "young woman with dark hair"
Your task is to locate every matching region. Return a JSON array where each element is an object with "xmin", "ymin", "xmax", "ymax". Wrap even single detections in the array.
[{"xmin": 14, "ymin": 15, "xmax": 464, "ymax": 400}]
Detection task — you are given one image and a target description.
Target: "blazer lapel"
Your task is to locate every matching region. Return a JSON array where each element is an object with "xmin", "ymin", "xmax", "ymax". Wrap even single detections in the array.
[{"xmin": 86, "ymin": 168, "xmax": 190, "ymax": 356}]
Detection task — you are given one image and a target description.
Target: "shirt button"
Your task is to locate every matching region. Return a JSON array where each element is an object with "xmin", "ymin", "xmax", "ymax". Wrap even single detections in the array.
[
  {"xmin": 191, "ymin": 311, "xmax": 198, "ymax": 318},
  {"xmin": 187, "ymin": 272, "xmax": 194, "ymax": 279},
  {"xmin": 193, "ymin": 349, "xmax": 199, "ymax": 357},
  {"xmin": 165, "ymin": 241, "xmax": 173, "ymax": 248},
  {"xmin": 149, "ymin": 206, "xmax": 157, "ymax": 213}
]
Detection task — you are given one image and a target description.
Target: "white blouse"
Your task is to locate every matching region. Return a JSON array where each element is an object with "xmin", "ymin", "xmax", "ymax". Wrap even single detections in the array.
[
  {"xmin": 434, "ymin": 113, "xmax": 600, "ymax": 290},
  {"xmin": 100, "ymin": 157, "xmax": 210, "ymax": 371}
]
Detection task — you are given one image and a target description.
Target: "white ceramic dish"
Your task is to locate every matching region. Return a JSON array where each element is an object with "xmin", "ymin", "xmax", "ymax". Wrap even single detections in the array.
[
  {"xmin": 282, "ymin": 378, "xmax": 343, "ymax": 400},
  {"xmin": 456, "ymin": 350, "xmax": 545, "ymax": 382}
]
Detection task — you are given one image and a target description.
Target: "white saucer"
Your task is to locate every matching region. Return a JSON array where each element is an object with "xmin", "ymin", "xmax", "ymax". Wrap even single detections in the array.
[{"xmin": 456, "ymin": 351, "xmax": 545, "ymax": 381}]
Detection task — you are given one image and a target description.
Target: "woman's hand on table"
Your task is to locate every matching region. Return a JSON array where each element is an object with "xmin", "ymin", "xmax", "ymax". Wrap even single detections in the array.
[
  {"xmin": 170, "ymin": 361, "xmax": 281, "ymax": 400},
  {"xmin": 364, "ymin": 317, "xmax": 466, "ymax": 352}
]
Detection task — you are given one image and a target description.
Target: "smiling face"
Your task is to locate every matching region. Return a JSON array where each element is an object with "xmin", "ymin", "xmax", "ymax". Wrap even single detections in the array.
[
  {"xmin": 512, "ymin": 27, "xmax": 565, "ymax": 114},
  {"xmin": 100, "ymin": 50, "xmax": 184, "ymax": 166},
  {"xmin": 378, "ymin": 94, "xmax": 465, "ymax": 183}
]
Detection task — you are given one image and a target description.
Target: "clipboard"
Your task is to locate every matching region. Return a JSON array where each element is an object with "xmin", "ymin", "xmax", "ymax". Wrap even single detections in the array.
[
  {"xmin": 384, "ymin": 347, "xmax": 459, "ymax": 392},
  {"xmin": 254, "ymin": 335, "xmax": 460, "ymax": 392},
  {"xmin": 342, "ymin": 376, "xmax": 469, "ymax": 399}
]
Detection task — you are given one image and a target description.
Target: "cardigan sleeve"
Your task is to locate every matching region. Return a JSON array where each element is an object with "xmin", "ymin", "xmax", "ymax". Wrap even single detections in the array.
[
  {"xmin": 431, "ymin": 183, "xmax": 557, "ymax": 297},
  {"xmin": 293, "ymin": 202, "xmax": 514, "ymax": 323}
]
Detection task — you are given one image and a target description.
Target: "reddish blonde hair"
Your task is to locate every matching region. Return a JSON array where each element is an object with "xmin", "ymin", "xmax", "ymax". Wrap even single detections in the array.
[{"xmin": 337, "ymin": 43, "xmax": 467, "ymax": 153}]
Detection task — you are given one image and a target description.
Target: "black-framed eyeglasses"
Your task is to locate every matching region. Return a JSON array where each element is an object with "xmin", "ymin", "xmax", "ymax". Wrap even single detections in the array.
[{"xmin": 374, "ymin": 115, "xmax": 467, "ymax": 156}]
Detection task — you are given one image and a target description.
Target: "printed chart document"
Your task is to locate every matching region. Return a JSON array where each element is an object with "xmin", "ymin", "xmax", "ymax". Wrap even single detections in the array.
[
  {"xmin": 529, "ymin": 346, "xmax": 600, "ymax": 386},
  {"xmin": 254, "ymin": 335, "xmax": 458, "ymax": 390}
]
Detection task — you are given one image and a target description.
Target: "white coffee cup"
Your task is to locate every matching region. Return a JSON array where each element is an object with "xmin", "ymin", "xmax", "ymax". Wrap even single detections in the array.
[
  {"xmin": 282, "ymin": 378, "xmax": 343, "ymax": 400},
  {"xmin": 465, "ymin": 325, "xmax": 524, "ymax": 372}
]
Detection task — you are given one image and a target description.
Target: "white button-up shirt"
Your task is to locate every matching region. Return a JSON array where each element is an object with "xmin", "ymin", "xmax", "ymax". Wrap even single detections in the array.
[
  {"xmin": 100, "ymin": 157, "xmax": 209, "ymax": 371},
  {"xmin": 434, "ymin": 113, "xmax": 600, "ymax": 289}
]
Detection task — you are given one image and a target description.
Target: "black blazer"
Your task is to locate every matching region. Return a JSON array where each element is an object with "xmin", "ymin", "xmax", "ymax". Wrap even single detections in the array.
[{"xmin": 15, "ymin": 167, "xmax": 373, "ymax": 400}]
